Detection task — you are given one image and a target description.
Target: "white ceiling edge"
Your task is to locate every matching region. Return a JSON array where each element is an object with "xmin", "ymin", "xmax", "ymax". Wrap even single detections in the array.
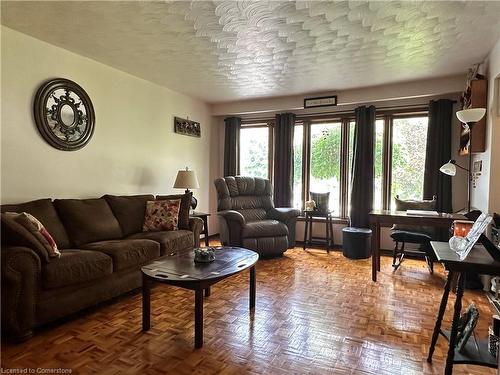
[{"xmin": 211, "ymin": 74, "xmax": 466, "ymax": 116}]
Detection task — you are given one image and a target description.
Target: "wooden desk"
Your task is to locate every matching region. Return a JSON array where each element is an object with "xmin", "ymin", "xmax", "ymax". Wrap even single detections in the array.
[
  {"xmin": 427, "ymin": 242, "xmax": 500, "ymax": 375},
  {"xmin": 369, "ymin": 210, "xmax": 465, "ymax": 282}
]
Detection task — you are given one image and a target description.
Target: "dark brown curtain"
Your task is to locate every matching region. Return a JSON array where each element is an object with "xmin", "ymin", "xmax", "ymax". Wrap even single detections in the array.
[
  {"xmin": 424, "ymin": 99, "xmax": 453, "ymax": 213},
  {"xmin": 350, "ymin": 105, "xmax": 376, "ymax": 228},
  {"xmin": 223, "ymin": 117, "xmax": 241, "ymax": 177},
  {"xmin": 273, "ymin": 113, "xmax": 296, "ymax": 207}
]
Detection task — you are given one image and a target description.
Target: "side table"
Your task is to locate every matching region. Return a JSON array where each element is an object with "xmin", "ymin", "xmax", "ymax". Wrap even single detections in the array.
[
  {"xmin": 190, "ymin": 211, "xmax": 211, "ymax": 247},
  {"xmin": 303, "ymin": 210, "xmax": 334, "ymax": 252},
  {"xmin": 427, "ymin": 241, "xmax": 500, "ymax": 374}
]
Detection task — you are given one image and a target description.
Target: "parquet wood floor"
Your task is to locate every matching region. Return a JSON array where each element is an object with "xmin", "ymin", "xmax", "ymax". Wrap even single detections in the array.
[{"xmin": 1, "ymin": 242, "xmax": 496, "ymax": 375}]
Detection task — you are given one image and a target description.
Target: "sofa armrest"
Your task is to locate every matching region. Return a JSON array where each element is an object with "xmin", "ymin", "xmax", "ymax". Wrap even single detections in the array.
[
  {"xmin": 268, "ymin": 208, "xmax": 301, "ymax": 248},
  {"xmin": 268, "ymin": 207, "xmax": 301, "ymax": 222},
  {"xmin": 1, "ymin": 246, "xmax": 41, "ymax": 341},
  {"xmin": 217, "ymin": 210, "xmax": 245, "ymax": 246},
  {"xmin": 189, "ymin": 217, "xmax": 204, "ymax": 248},
  {"xmin": 218, "ymin": 210, "xmax": 245, "ymax": 224}
]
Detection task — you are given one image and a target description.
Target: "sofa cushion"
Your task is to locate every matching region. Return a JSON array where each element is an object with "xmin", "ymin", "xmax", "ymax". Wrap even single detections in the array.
[
  {"xmin": 143, "ymin": 199, "xmax": 181, "ymax": 232},
  {"xmin": 156, "ymin": 192, "xmax": 192, "ymax": 230},
  {"xmin": 82, "ymin": 239, "xmax": 160, "ymax": 271},
  {"xmin": 242, "ymin": 220, "xmax": 288, "ymax": 238},
  {"xmin": 103, "ymin": 194, "xmax": 154, "ymax": 236},
  {"xmin": 42, "ymin": 249, "xmax": 113, "ymax": 289},
  {"xmin": 128, "ymin": 230, "xmax": 194, "ymax": 255},
  {"xmin": 54, "ymin": 198, "xmax": 123, "ymax": 247},
  {"xmin": 4, "ymin": 212, "xmax": 60, "ymax": 258},
  {"xmin": 1, "ymin": 213, "xmax": 51, "ymax": 262},
  {"xmin": 1, "ymin": 199, "xmax": 71, "ymax": 249}
]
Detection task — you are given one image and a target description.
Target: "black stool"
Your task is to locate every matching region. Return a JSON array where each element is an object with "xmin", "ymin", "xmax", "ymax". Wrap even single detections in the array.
[
  {"xmin": 390, "ymin": 230, "xmax": 434, "ymax": 273},
  {"xmin": 303, "ymin": 210, "xmax": 334, "ymax": 252},
  {"xmin": 342, "ymin": 227, "xmax": 372, "ymax": 259}
]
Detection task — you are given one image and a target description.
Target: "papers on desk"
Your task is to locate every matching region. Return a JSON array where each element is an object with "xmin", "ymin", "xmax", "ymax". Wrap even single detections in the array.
[{"xmin": 406, "ymin": 210, "xmax": 440, "ymax": 216}]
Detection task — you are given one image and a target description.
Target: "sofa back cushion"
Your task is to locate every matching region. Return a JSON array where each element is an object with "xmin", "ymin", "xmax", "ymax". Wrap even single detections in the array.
[
  {"xmin": 1, "ymin": 199, "xmax": 71, "ymax": 249},
  {"xmin": 54, "ymin": 198, "xmax": 123, "ymax": 246},
  {"xmin": 104, "ymin": 194, "xmax": 154, "ymax": 236},
  {"xmin": 156, "ymin": 192, "xmax": 192, "ymax": 230}
]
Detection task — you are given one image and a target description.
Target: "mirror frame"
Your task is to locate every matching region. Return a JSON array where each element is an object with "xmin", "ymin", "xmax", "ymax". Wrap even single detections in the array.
[{"xmin": 33, "ymin": 78, "xmax": 95, "ymax": 151}]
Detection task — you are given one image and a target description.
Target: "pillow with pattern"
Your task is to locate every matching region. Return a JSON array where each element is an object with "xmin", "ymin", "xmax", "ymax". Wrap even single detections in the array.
[
  {"xmin": 4, "ymin": 211, "xmax": 61, "ymax": 258},
  {"xmin": 143, "ymin": 199, "xmax": 181, "ymax": 232}
]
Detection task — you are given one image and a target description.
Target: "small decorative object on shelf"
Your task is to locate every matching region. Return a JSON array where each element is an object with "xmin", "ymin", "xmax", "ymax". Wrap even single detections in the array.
[
  {"xmin": 194, "ymin": 247, "xmax": 215, "ymax": 263},
  {"xmin": 456, "ymin": 303, "xmax": 480, "ymax": 353}
]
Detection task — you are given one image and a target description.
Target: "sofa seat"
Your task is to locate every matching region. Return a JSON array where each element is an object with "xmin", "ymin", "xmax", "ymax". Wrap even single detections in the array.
[
  {"xmin": 42, "ymin": 250, "xmax": 113, "ymax": 289},
  {"xmin": 242, "ymin": 220, "xmax": 288, "ymax": 238},
  {"xmin": 82, "ymin": 239, "xmax": 160, "ymax": 271},
  {"xmin": 127, "ymin": 230, "xmax": 194, "ymax": 255}
]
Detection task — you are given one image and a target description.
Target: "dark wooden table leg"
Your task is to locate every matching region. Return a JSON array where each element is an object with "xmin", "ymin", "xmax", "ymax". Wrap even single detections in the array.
[
  {"xmin": 427, "ymin": 271, "xmax": 454, "ymax": 362},
  {"xmin": 375, "ymin": 223, "xmax": 380, "ymax": 272},
  {"xmin": 303, "ymin": 214, "xmax": 308, "ymax": 250},
  {"xmin": 308, "ymin": 214, "xmax": 313, "ymax": 247},
  {"xmin": 203, "ymin": 216, "xmax": 209, "ymax": 247},
  {"xmin": 329, "ymin": 215, "xmax": 334, "ymax": 248},
  {"xmin": 444, "ymin": 272, "xmax": 466, "ymax": 375},
  {"xmin": 371, "ymin": 222, "xmax": 378, "ymax": 282},
  {"xmin": 325, "ymin": 215, "xmax": 330, "ymax": 253},
  {"xmin": 195, "ymin": 287, "xmax": 203, "ymax": 349},
  {"xmin": 204, "ymin": 287, "xmax": 211, "ymax": 297},
  {"xmin": 142, "ymin": 273, "xmax": 151, "ymax": 331},
  {"xmin": 250, "ymin": 266, "xmax": 256, "ymax": 310}
]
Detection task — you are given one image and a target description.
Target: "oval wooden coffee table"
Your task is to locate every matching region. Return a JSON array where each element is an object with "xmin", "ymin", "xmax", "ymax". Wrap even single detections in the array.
[{"xmin": 141, "ymin": 246, "xmax": 259, "ymax": 348}]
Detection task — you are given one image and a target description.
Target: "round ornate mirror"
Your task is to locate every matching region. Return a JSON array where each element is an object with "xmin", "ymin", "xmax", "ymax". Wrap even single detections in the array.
[{"xmin": 33, "ymin": 78, "xmax": 95, "ymax": 151}]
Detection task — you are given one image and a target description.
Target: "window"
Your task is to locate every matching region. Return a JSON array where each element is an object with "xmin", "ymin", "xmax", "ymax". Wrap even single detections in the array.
[
  {"xmin": 239, "ymin": 125, "xmax": 271, "ymax": 179},
  {"xmin": 309, "ymin": 122, "xmax": 342, "ymax": 214},
  {"xmin": 373, "ymin": 119, "xmax": 385, "ymax": 210},
  {"xmin": 389, "ymin": 116, "xmax": 429, "ymax": 209}
]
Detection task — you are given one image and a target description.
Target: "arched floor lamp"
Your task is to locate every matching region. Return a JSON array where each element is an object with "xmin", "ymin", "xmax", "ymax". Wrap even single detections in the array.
[{"xmin": 439, "ymin": 108, "xmax": 486, "ymax": 213}]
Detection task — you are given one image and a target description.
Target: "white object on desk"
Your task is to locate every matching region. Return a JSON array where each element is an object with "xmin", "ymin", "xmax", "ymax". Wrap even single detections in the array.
[{"xmin": 406, "ymin": 210, "xmax": 440, "ymax": 216}]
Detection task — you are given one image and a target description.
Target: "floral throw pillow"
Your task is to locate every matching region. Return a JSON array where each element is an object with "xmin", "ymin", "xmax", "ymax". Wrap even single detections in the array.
[
  {"xmin": 143, "ymin": 199, "xmax": 181, "ymax": 232},
  {"xmin": 4, "ymin": 211, "xmax": 61, "ymax": 258}
]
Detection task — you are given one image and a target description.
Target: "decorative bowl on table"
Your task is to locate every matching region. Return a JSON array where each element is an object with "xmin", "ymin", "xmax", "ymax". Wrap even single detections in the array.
[{"xmin": 194, "ymin": 247, "xmax": 216, "ymax": 263}]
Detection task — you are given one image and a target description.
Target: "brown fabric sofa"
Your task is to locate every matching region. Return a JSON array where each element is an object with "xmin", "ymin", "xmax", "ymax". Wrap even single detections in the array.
[{"xmin": 1, "ymin": 194, "xmax": 203, "ymax": 342}]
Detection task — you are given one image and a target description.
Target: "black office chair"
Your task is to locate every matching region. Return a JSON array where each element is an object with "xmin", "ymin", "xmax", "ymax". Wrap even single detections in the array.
[{"xmin": 391, "ymin": 195, "xmax": 437, "ymax": 273}]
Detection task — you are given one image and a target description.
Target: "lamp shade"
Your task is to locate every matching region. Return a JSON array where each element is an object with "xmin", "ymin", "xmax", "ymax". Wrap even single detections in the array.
[
  {"xmin": 173, "ymin": 169, "xmax": 199, "ymax": 189},
  {"xmin": 439, "ymin": 161, "xmax": 456, "ymax": 176},
  {"xmin": 456, "ymin": 108, "xmax": 486, "ymax": 124}
]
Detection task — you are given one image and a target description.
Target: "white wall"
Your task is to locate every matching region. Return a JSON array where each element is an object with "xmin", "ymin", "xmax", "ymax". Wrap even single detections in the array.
[
  {"xmin": 1, "ymin": 27, "xmax": 220, "ymax": 233},
  {"xmin": 470, "ymin": 38, "xmax": 500, "ymax": 214}
]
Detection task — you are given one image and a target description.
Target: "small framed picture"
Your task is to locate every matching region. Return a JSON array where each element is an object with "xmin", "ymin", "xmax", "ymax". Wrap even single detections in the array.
[
  {"xmin": 174, "ymin": 117, "xmax": 201, "ymax": 138},
  {"xmin": 304, "ymin": 95, "xmax": 337, "ymax": 108}
]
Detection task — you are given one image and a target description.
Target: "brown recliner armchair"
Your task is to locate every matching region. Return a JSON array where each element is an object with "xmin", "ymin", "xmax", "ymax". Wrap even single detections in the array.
[{"xmin": 214, "ymin": 176, "xmax": 300, "ymax": 257}]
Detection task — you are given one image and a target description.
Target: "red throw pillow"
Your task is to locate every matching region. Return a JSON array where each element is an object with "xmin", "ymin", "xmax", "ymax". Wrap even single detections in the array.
[
  {"xmin": 143, "ymin": 200, "xmax": 181, "ymax": 232},
  {"xmin": 4, "ymin": 212, "xmax": 61, "ymax": 258}
]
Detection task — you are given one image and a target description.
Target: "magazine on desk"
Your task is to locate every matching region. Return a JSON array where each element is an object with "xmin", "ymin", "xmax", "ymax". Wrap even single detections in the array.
[{"xmin": 449, "ymin": 213, "xmax": 493, "ymax": 260}]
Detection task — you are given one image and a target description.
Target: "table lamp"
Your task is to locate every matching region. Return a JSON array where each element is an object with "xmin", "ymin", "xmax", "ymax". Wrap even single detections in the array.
[
  {"xmin": 173, "ymin": 167, "xmax": 200, "ymax": 210},
  {"xmin": 439, "ymin": 108, "xmax": 486, "ymax": 213}
]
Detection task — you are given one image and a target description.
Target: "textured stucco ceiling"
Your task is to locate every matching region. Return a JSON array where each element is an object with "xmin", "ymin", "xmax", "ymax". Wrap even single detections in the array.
[{"xmin": 2, "ymin": 1, "xmax": 500, "ymax": 103}]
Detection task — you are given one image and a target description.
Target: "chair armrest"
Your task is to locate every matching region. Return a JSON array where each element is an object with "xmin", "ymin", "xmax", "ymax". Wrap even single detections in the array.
[
  {"xmin": 1, "ymin": 246, "xmax": 41, "ymax": 341},
  {"xmin": 268, "ymin": 207, "xmax": 301, "ymax": 222},
  {"xmin": 217, "ymin": 210, "xmax": 245, "ymax": 224},
  {"xmin": 189, "ymin": 217, "xmax": 204, "ymax": 248}
]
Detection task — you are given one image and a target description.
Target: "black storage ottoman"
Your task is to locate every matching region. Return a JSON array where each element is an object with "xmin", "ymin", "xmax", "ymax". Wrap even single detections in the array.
[{"xmin": 342, "ymin": 227, "xmax": 372, "ymax": 259}]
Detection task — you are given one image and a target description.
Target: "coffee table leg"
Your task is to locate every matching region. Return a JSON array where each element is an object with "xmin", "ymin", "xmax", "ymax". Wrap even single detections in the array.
[
  {"xmin": 142, "ymin": 274, "xmax": 151, "ymax": 331},
  {"xmin": 250, "ymin": 266, "xmax": 256, "ymax": 310},
  {"xmin": 204, "ymin": 287, "xmax": 211, "ymax": 297},
  {"xmin": 195, "ymin": 287, "xmax": 203, "ymax": 348}
]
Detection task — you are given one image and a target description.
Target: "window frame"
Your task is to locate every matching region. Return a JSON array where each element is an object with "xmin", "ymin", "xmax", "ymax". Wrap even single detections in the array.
[
  {"xmin": 239, "ymin": 121, "xmax": 274, "ymax": 181},
  {"xmin": 239, "ymin": 107, "xmax": 429, "ymax": 218}
]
